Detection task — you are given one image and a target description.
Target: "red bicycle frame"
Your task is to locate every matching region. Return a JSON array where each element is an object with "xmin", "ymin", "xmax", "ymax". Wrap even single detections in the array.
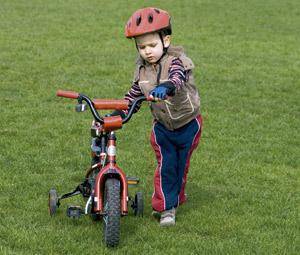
[
  {"xmin": 56, "ymin": 89, "xmax": 148, "ymax": 216},
  {"xmin": 93, "ymin": 133, "xmax": 128, "ymax": 215}
]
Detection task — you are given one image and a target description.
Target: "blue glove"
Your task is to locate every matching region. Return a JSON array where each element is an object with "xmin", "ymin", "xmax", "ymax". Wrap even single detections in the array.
[{"xmin": 150, "ymin": 82, "xmax": 175, "ymax": 100}]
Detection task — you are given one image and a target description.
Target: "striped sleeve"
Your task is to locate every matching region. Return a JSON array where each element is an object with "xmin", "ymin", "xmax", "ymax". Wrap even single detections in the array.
[
  {"xmin": 168, "ymin": 58, "xmax": 187, "ymax": 90},
  {"xmin": 123, "ymin": 81, "xmax": 144, "ymax": 114}
]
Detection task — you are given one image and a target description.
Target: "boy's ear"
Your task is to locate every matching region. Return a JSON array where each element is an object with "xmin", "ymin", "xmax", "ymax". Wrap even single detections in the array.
[{"xmin": 163, "ymin": 35, "xmax": 171, "ymax": 48}]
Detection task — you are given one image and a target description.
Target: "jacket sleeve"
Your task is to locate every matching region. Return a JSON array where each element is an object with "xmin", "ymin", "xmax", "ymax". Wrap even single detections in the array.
[
  {"xmin": 124, "ymin": 81, "xmax": 144, "ymax": 110},
  {"xmin": 168, "ymin": 58, "xmax": 187, "ymax": 91},
  {"xmin": 111, "ymin": 81, "xmax": 144, "ymax": 118}
]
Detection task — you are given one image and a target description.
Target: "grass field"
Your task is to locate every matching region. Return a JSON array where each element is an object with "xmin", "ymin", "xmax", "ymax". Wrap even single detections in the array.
[{"xmin": 0, "ymin": 0, "xmax": 299, "ymax": 254}]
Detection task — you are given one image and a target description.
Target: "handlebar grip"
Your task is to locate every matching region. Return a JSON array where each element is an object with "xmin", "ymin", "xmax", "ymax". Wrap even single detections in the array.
[
  {"xmin": 92, "ymin": 99, "xmax": 129, "ymax": 110},
  {"xmin": 103, "ymin": 116, "xmax": 123, "ymax": 131},
  {"xmin": 56, "ymin": 90, "xmax": 79, "ymax": 99}
]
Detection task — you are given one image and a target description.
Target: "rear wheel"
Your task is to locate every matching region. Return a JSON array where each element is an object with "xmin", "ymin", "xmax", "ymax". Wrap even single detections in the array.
[{"xmin": 103, "ymin": 178, "xmax": 121, "ymax": 247}]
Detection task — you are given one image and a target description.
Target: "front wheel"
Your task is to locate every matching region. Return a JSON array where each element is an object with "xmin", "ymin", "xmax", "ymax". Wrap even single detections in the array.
[{"xmin": 103, "ymin": 178, "xmax": 121, "ymax": 247}]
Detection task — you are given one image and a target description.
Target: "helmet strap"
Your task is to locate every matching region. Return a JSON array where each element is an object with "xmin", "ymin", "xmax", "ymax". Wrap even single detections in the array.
[{"xmin": 159, "ymin": 32, "xmax": 169, "ymax": 54}]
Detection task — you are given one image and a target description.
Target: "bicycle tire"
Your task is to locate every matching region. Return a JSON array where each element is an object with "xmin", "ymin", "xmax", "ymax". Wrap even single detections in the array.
[{"xmin": 103, "ymin": 178, "xmax": 121, "ymax": 247}]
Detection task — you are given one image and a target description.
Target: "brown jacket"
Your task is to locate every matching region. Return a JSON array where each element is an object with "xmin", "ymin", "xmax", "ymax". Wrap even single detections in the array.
[{"xmin": 133, "ymin": 46, "xmax": 201, "ymax": 130}]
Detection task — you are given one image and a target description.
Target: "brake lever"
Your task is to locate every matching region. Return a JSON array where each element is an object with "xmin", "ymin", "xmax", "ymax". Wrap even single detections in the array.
[
  {"xmin": 75, "ymin": 104, "xmax": 87, "ymax": 112},
  {"xmin": 147, "ymin": 95, "xmax": 173, "ymax": 105},
  {"xmin": 164, "ymin": 99, "xmax": 173, "ymax": 105}
]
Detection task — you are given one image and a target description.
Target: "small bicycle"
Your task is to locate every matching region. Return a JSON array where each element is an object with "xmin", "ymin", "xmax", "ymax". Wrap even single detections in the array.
[{"xmin": 48, "ymin": 90, "xmax": 148, "ymax": 247}]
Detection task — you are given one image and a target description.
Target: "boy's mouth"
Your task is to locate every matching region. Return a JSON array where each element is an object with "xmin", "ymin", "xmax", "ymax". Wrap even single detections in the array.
[{"xmin": 147, "ymin": 56, "xmax": 155, "ymax": 62}]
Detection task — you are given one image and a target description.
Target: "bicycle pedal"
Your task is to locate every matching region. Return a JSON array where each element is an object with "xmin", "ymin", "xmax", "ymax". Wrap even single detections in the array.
[{"xmin": 66, "ymin": 205, "xmax": 83, "ymax": 218}]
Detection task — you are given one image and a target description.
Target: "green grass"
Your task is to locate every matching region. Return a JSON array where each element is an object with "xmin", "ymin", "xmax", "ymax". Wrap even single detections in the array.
[{"xmin": 0, "ymin": 0, "xmax": 299, "ymax": 254}]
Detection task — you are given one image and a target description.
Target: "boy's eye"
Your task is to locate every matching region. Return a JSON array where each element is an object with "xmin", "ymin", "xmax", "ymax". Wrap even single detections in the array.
[{"xmin": 138, "ymin": 43, "xmax": 157, "ymax": 50}]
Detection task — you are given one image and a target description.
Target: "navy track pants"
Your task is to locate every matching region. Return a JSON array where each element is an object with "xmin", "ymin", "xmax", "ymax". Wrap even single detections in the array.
[{"xmin": 150, "ymin": 115, "xmax": 202, "ymax": 212}]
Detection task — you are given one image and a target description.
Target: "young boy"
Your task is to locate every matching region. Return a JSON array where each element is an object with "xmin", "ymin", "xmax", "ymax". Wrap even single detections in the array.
[{"xmin": 116, "ymin": 7, "xmax": 202, "ymax": 226}]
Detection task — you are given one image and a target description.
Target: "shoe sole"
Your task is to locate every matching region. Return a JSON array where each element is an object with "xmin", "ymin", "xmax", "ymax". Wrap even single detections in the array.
[{"xmin": 160, "ymin": 221, "xmax": 175, "ymax": 227}]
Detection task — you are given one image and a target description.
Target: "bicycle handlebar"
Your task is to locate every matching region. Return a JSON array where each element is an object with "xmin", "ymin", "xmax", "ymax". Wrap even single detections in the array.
[
  {"xmin": 56, "ymin": 90, "xmax": 79, "ymax": 99},
  {"xmin": 56, "ymin": 89, "xmax": 148, "ymax": 125},
  {"xmin": 93, "ymin": 99, "xmax": 129, "ymax": 111}
]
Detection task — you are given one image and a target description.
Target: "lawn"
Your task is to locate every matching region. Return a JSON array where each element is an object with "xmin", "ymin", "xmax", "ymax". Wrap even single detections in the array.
[{"xmin": 0, "ymin": 0, "xmax": 299, "ymax": 254}]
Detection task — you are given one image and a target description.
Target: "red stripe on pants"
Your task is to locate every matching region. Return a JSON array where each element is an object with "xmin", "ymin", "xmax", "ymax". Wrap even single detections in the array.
[
  {"xmin": 150, "ymin": 124, "xmax": 166, "ymax": 212},
  {"xmin": 179, "ymin": 115, "xmax": 203, "ymax": 205}
]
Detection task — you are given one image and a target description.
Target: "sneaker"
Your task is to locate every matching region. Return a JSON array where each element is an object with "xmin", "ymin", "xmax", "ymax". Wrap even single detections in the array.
[
  {"xmin": 151, "ymin": 210, "xmax": 161, "ymax": 220},
  {"xmin": 160, "ymin": 208, "xmax": 176, "ymax": 227}
]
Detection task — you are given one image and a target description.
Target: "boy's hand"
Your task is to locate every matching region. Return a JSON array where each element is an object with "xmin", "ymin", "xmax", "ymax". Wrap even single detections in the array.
[
  {"xmin": 149, "ymin": 82, "xmax": 175, "ymax": 101},
  {"xmin": 150, "ymin": 86, "xmax": 168, "ymax": 100}
]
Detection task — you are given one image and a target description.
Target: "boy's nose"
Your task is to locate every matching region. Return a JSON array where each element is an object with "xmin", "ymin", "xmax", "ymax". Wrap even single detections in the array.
[{"xmin": 145, "ymin": 47, "xmax": 151, "ymax": 55}]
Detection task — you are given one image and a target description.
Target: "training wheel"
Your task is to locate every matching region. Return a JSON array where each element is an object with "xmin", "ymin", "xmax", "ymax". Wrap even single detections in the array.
[
  {"xmin": 48, "ymin": 189, "xmax": 59, "ymax": 216},
  {"xmin": 133, "ymin": 191, "xmax": 144, "ymax": 217}
]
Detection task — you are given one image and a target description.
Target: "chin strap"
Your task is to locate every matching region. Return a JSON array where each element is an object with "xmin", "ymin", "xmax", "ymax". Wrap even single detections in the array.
[
  {"xmin": 155, "ymin": 32, "xmax": 170, "ymax": 85},
  {"xmin": 159, "ymin": 33, "xmax": 169, "ymax": 54},
  {"xmin": 156, "ymin": 62, "xmax": 162, "ymax": 85}
]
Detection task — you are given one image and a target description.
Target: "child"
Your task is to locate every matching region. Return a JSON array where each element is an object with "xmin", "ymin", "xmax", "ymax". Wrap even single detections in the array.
[{"xmin": 115, "ymin": 7, "xmax": 202, "ymax": 226}]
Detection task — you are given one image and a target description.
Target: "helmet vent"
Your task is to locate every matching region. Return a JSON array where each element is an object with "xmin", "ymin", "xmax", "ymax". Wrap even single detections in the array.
[
  {"xmin": 148, "ymin": 14, "xmax": 153, "ymax": 23},
  {"xmin": 136, "ymin": 16, "xmax": 142, "ymax": 26},
  {"xmin": 154, "ymin": 8, "xmax": 160, "ymax": 14}
]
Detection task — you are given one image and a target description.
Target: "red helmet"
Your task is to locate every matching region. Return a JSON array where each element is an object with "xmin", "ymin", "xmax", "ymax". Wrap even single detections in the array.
[{"xmin": 125, "ymin": 7, "xmax": 171, "ymax": 38}]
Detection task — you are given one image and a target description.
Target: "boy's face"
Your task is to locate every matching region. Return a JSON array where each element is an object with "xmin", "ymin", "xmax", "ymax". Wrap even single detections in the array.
[{"xmin": 135, "ymin": 32, "xmax": 170, "ymax": 64}]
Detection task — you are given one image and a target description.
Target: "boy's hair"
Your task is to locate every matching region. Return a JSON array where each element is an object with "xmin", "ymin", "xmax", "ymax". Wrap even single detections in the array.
[
  {"xmin": 125, "ymin": 7, "xmax": 172, "ymax": 38},
  {"xmin": 160, "ymin": 27, "xmax": 172, "ymax": 37}
]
